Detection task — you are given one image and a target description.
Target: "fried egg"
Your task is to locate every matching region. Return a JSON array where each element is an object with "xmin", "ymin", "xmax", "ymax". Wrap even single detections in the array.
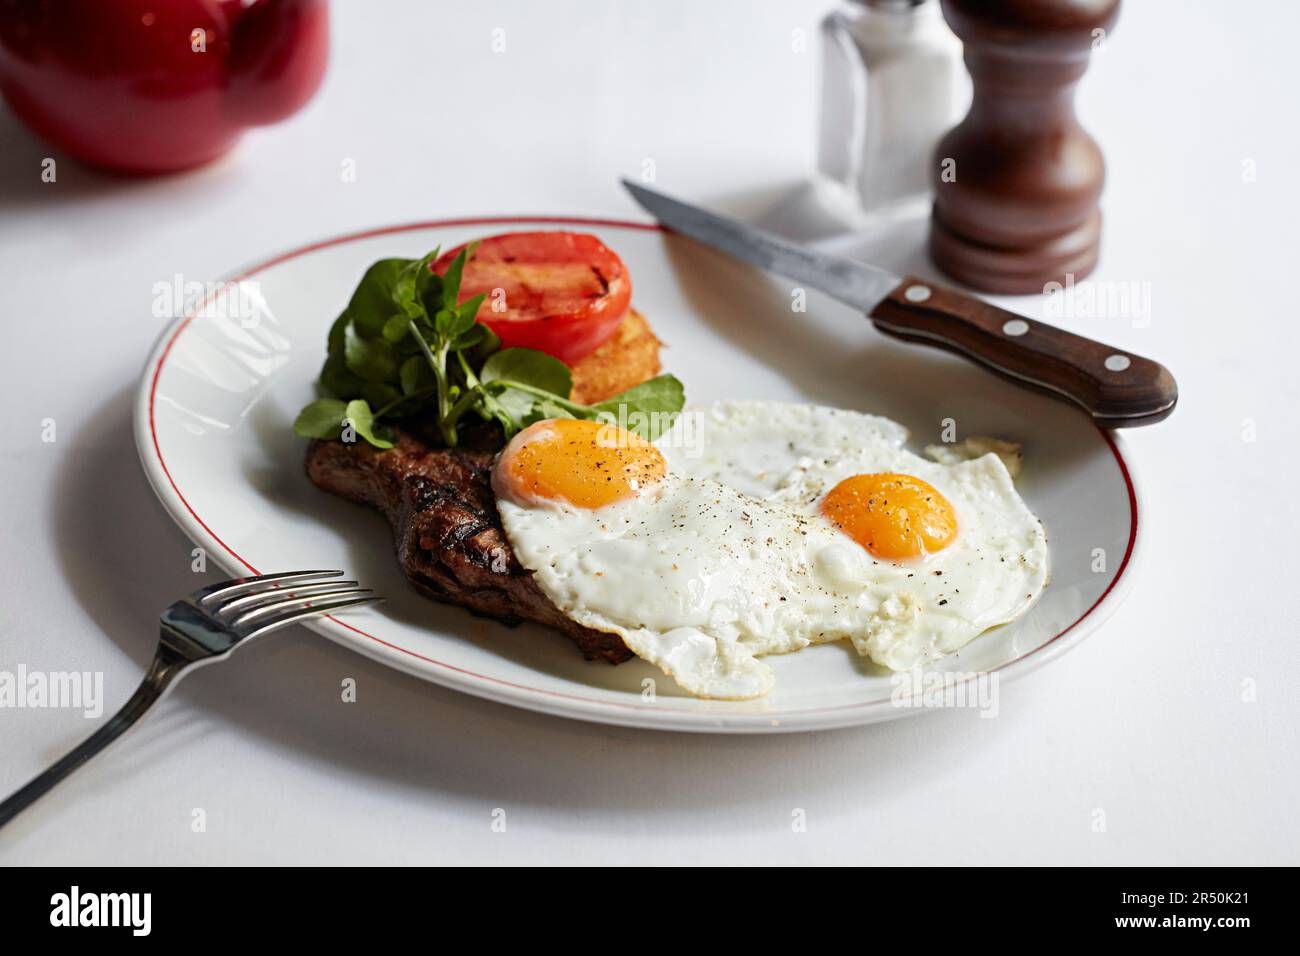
[{"xmin": 492, "ymin": 401, "xmax": 1048, "ymax": 699}]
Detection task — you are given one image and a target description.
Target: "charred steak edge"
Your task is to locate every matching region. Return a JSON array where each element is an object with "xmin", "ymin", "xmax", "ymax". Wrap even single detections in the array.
[{"xmin": 304, "ymin": 430, "xmax": 634, "ymax": 665}]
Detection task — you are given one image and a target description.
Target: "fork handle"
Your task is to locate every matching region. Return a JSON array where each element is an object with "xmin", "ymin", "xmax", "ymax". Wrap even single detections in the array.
[{"xmin": 0, "ymin": 673, "xmax": 165, "ymax": 830}]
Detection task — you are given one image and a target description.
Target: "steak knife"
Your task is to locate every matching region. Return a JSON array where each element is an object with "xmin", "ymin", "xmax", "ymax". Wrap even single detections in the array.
[{"xmin": 622, "ymin": 180, "xmax": 1177, "ymax": 427}]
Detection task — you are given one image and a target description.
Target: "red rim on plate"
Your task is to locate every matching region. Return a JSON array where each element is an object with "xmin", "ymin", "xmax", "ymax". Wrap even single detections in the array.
[{"xmin": 142, "ymin": 217, "xmax": 1139, "ymax": 726}]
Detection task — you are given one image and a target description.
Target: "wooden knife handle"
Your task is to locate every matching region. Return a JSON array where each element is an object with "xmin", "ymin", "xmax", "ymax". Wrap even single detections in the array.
[{"xmin": 870, "ymin": 277, "xmax": 1178, "ymax": 427}]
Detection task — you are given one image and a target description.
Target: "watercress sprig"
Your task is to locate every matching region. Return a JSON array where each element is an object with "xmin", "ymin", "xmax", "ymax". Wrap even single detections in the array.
[{"xmin": 293, "ymin": 246, "xmax": 685, "ymax": 449}]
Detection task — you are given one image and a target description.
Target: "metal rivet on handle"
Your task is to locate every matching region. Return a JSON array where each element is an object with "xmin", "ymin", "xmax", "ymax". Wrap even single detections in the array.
[
  {"xmin": 1002, "ymin": 319, "xmax": 1029, "ymax": 337},
  {"xmin": 1105, "ymin": 354, "xmax": 1131, "ymax": 372},
  {"xmin": 904, "ymin": 284, "xmax": 932, "ymax": 303}
]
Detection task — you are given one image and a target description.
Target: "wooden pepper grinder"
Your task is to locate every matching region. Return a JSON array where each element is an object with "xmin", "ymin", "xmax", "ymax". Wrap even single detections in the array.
[{"xmin": 929, "ymin": 0, "xmax": 1120, "ymax": 294}]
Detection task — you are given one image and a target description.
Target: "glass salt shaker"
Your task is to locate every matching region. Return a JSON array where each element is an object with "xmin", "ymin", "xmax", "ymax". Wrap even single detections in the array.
[{"xmin": 818, "ymin": 0, "xmax": 967, "ymax": 221}]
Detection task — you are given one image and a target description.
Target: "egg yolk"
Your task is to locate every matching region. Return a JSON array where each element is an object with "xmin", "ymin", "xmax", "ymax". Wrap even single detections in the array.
[
  {"xmin": 820, "ymin": 473, "xmax": 957, "ymax": 560},
  {"xmin": 495, "ymin": 418, "xmax": 667, "ymax": 509}
]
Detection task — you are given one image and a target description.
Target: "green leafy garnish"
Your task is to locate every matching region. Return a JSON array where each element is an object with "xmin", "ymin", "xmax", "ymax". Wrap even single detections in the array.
[
  {"xmin": 293, "ymin": 245, "xmax": 685, "ymax": 448},
  {"xmin": 292, "ymin": 397, "xmax": 396, "ymax": 448},
  {"xmin": 293, "ymin": 398, "xmax": 348, "ymax": 439},
  {"xmin": 592, "ymin": 375, "xmax": 685, "ymax": 422},
  {"xmin": 343, "ymin": 399, "xmax": 396, "ymax": 449}
]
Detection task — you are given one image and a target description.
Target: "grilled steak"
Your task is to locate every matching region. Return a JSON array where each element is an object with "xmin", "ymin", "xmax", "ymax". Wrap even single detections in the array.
[{"xmin": 304, "ymin": 424, "xmax": 634, "ymax": 664}]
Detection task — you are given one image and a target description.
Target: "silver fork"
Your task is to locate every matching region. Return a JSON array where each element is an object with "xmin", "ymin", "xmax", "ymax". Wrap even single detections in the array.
[{"xmin": 0, "ymin": 570, "xmax": 381, "ymax": 830}]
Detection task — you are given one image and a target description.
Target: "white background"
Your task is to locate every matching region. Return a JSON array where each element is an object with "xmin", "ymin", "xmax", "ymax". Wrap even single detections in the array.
[{"xmin": 1, "ymin": 0, "xmax": 1296, "ymax": 865}]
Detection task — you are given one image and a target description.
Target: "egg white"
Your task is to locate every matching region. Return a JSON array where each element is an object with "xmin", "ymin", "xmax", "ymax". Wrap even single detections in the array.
[{"xmin": 495, "ymin": 400, "xmax": 1049, "ymax": 699}]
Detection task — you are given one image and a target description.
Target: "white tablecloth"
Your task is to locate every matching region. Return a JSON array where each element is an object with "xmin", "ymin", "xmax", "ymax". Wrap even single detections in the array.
[{"xmin": 1, "ymin": 0, "xmax": 1295, "ymax": 865}]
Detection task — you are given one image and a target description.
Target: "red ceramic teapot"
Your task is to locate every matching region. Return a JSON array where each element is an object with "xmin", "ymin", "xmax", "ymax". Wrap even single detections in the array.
[{"xmin": 0, "ymin": 0, "xmax": 329, "ymax": 174}]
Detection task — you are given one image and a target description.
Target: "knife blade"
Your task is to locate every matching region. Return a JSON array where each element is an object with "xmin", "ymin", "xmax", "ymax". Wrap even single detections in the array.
[
  {"xmin": 623, "ymin": 179, "xmax": 900, "ymax": 313},
  {"xmin": 621, "ymin": 179, "xmax": 1178, "ymax": 427}
]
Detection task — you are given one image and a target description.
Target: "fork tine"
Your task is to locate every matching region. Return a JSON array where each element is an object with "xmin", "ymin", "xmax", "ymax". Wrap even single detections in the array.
[
  {"xmin": 230, "ymin": 589, "xmax": 375, "ymax": 629},
  {"xmin": 195, "ymin": 570, "xmax": 343, "ymax": 605},
  {"xmin": 239, "ymin": 596, "xmax": 384, "ymax": 639},
  {"xmin": 214, "ymin": 581, "xmax": 359, "ymax": 617}
]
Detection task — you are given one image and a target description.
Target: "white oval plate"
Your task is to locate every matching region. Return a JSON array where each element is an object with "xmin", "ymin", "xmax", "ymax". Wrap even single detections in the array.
[{"xmin": 135, "ymin": 217, "xmax": 1140, "ymax": 733}]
